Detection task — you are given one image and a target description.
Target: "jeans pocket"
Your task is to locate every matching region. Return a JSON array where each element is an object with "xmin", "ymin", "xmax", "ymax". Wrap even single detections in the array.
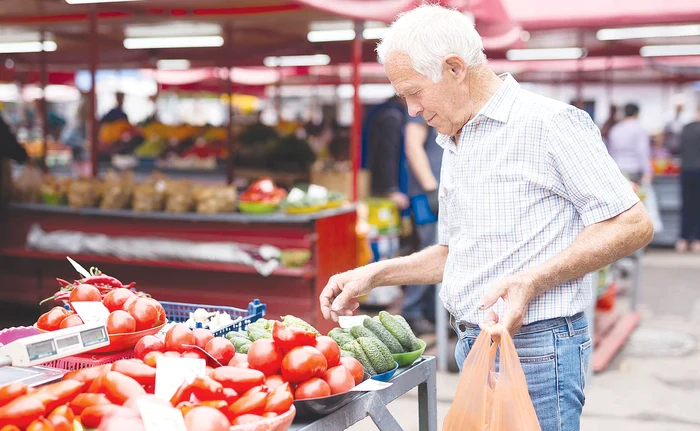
[
  {"xmin": 455, "ymin": 336, "xmax": 476, "ymax": 372},
  {"xmin": 580, "ymin": 339, "xmax": 593, "ymax": 390}
]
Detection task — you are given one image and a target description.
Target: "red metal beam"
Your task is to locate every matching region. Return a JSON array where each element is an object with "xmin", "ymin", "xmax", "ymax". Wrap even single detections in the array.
[
  {"xmin": 350, "ymin": 20, "xmax": 363, "ymax": 202},
  {"xmin": 89, "ymin": 6, "xmax": 98, "ymax": 178}
]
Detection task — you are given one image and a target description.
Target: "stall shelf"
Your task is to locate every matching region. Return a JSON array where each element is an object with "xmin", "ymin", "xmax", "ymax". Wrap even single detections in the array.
[
  {"xmin": 0, "ymin": 203, "xmax": 357, "ymax": 335},
  {"xmin": 291, "ymin": 356, "xmax": 437, "ymax": 431}
]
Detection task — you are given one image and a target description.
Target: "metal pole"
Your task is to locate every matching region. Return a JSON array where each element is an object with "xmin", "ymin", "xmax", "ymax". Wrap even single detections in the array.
[
  {"xmin": 350, "ymin": 20, "xmax": 363, "ymax": 202},
  {"xmin": 226, "ymin": 25, "xmax": 234, "ymax": 185},
  {"xmin": 89, "ymin": 5, "xmax": 98, "ymax": 178},
  {"xmin": 39, "ymin": 29, "xmax": 48, "ymax": 172}
]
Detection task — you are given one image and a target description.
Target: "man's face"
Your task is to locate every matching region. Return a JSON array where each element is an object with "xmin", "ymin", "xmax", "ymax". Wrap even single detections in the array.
[{"xmin": 384, "ymin": 52, "xmax": 464, "ymax": 136}]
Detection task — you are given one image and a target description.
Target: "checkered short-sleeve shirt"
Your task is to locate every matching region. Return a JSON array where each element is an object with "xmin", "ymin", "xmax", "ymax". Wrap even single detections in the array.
[{"xmin": 437, "ymin": 74, "xmax": 639, "ymax": 325}]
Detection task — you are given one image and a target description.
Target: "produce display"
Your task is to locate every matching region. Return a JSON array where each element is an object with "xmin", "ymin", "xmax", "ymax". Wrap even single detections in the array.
[
  {"xmin": 238, "ymin": 177, "xmax": 287, "ymax": 214},
  {"xmin": 281, "ymin": 185, "xmax": 346, "ymax": 214}
]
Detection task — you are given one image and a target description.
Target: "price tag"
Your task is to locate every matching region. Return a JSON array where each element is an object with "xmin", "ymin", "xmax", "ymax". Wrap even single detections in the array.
[
  {"xmin": 139, "ymin": 399, "xmax": 187, "ymax": 431},
  {"xmin": 351, "ymin": 379, "xmax": 393, "ymax": 392},
  {"xmin": 71, "ymin": 302, "xmax": 110, "ymax": 324},
  {"xmin": 338, "ymin": 315, "xmax": 370, "ymax": 330},
  {"xmin": 155, "ymin": 357, "xmax": 206, "ymax": 401}
]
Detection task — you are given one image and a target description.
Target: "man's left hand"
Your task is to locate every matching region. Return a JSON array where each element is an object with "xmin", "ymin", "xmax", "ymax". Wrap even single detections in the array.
[{"xmin": 478, "ymin": 272, "xmax": 537, "ymax": 342}]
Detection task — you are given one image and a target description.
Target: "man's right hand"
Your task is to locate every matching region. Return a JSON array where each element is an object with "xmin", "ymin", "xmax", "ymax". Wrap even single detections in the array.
[
  {"xmin": 426, "ymin": 189, "xmax": 439, "ymax": 216},
  {"xmin": 320, "ymin": 268, "xmax": 375, "ymax": 322}
]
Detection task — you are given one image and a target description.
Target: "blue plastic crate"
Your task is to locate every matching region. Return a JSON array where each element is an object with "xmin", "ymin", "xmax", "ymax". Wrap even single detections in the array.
[{"xmin": 160, "ymin": 299, "xmax": 266, "ymax": 337}]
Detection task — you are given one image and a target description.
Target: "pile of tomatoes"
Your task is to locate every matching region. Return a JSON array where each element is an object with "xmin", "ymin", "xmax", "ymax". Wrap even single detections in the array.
[
  {"xmin": 239, "ymin": 177, "xmax": 287, "ymax": 206},
  {"xmin": 36, "ymin": 286, "xmax": 166, "ymax": 336},
  {"xmin": 134, "ymin": 323, "xmax": 235, "ymax": 366}
]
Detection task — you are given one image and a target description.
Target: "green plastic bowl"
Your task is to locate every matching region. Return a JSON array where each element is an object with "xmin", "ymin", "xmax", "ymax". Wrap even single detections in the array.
[
  {"xmin": 392, "ymin": 339, "xmax": 426, "ymax": 367},
  {"xmin": 238, "ymin": 201, "xmax": 279, "ymax": 214}
]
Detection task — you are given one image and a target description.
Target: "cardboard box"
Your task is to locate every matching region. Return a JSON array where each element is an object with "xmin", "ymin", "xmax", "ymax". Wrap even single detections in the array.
[{"xmin": 310, "ymin": 168, "xmax": 370, "ymax": 200}]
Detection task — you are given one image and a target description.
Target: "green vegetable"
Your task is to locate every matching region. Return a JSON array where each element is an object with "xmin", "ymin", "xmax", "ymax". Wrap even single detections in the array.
[
  {"xmin": 366, "ymin": 336, "xmax": 396, "ymax": 372},
  {"xmin": 357, "ymin": 337, "xmax": 393, "ymax": 374},
  {"xmin": 328, "ymin": 328, "xmax": 355, "ymax": 347},
  {"xmin": 350, "ymin": 325, "xmax": 377, "ymax": 340},
  {"xmin": 394, "ymin": 315, "xmax": 420, "ymax": 343},
  {"xmin": 247, "ymin": 326, "xmax": 272, "ymax": 341},
  {"xmin": 346, "ymin": 340, "xmax": 376, "ymax": 375},
  {"xmin": 379, "ymin": 311, "xmax": 421, "ymax": 352},
  {"xmin": 226, "ymin": 331, "xmax": 250, "ymax": 341},
  {"xmin": 231, "ymin": 337, "xmax": 252, "ymax": 354},
  {"xmin": 363, "ymin": 317, "xmax": 404, "ymax": 354},
  {"xmin": 340, "ymin": 349, "xmax": 354, "ymax": 358},
  {"xmin": 282, "ymin": 315, "xmax": 321, "ymax": 335}
]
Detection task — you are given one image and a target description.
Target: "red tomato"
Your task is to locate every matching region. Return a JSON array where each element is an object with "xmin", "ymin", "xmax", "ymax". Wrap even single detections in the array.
[
  {"xmin": 123, "ymin": 394, "xmax": 171, "ymax": 414},
  {"xmin": 322, "ymin": 366, "xmax": 355, "ymax": 395},
  {"xmin": 231, "ymin": 414, "xmax": 264, "ymax": 425},
  {"xmin": 247, "ymin": 339, "xmax": 283, "ymax": 376},
  {"xmin": 227, "ymin": 391, "xmax": 267, "ymax": 417},
  {"xmin": 184, "ymin": 406, "xmax": 230, "ymax": 431},
  {"xmin": 228, "ymin": 353, "xmax": 247, "ymax": 367},
  {"xmin": 264, "ymin": 375, "xmax": 285, "ymax": 390},
  {"xmin": 48, "ymin": 405, "xmax": 75, "ymax": 424},
  {"xmin": 106, "ymin": 310, "xmax": 136, "ymax": 335},
  {"xmin": 142, "ymin": 351, "xmax": 164, "ymax": 368},
  {"xmin": 69, "ymin": 393, "xmax": 111, "ymax": 415},
  {"xmin": 264, "ymin": 383, "xmax": 293, "ymax": 414},
  {"xmin": 281, "ymin": 346, "xmax": 327, "ymax": 383},
  {"xmin": 80, "ymin": 405, "xmax": 135, "ymax": 428},
  {"xmin": 210, "ymin": 367, "xmax": 265, "ymax": 394},
  {"xmin": 164, "ymin": 351, "xmax": 181, "ymax": 358},
  {"xmin": 47, "ymin": 415, "xmax": 72, "ymax": 431},
  {"xmin": 59, "ymin": 314, "xmax": 83, "ymax": 329},
  {"xmin": 69, "ymin": 284, "xmax": 101, "ymax": 303},
  {"xmin": 204, "ymin": 338, "xmax": 235, "ymax": 364},
  {"xmin": 134, "ymin": 335, "xmax": 165, "ymax": 360},
  {"xmin": 192, "ymin": 328, "xmax": 214, "ymax": 349},
  {"xmin": 339, "ymin": 357, "xmax": 364, "ymax": 385},
  {"xmin": 165, "ymin": 324, "xmax": 194, "ymax": 353},
  {"xmin": 127, "ymin": 298, "xmax": 159, "ymax": 331},
  {"xmin": 314, "ymin": 336, "xmax": 341, "ymax": 368},
  {"xmin": 102, "ymin": 372, "xmax": 146, "ymax": 405},
  {"xmin": 143, "ymin": 298, "xmax": 167, "ymax": 326},
  {"xmin": 37, "ymin": 307, "xmax": 69, "ymax": 331},
  {"xmin": 102, "ymin": 288, "xmax": 136, "ymax": 313},
  {"xmin": 181, "ymin": 350, "xmax": 207, "ymax": 360},
  {"xmin": 25, "ymin": 418, "xmax": 53, "ymax": 431},
  {"xmin": 0, "ymin": 382, "xmax": 27, "ymax": 406},
  {"xmin": 294, "ymin": 378, "xmax": 331, "ymax": 400},
  {"xmin": 0, "ymin": 395, "xmax": 44, "ymax": 427}
]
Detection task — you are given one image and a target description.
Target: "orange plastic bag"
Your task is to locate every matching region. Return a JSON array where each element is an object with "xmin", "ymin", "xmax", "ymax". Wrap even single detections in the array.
[{"xmin": 443, "ymin": 330, "xmax": 542, "ymax": 431}]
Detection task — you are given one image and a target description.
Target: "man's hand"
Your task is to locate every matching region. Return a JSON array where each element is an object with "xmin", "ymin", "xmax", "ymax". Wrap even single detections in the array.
[
  {"xmin": 478, "ymin": 272, "xmax": 537, "ymax": 342},
  {"xmin": 388, "ymin": 191, "xmax": 410, "ymax": 210},
  {"xmin": 320, "ymin": 268, "xmax": 375, "ymax": 322}
]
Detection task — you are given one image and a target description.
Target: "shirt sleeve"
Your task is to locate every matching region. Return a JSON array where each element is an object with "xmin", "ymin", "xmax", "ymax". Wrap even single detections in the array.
[
  {"xmin": 438, "ymin": 152, "xmax": 451, "ymax": 246},
  {"xmin": 547, "ymin": 107, "xmax": 640, "ymax": 226}
]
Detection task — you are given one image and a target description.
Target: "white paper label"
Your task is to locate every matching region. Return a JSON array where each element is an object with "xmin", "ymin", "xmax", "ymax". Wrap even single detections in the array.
[
  {"xmin": 351, "ymin": 379, "xmax": 393, "ymax": 392},
  {"xmin": 154, "ymin": 357, "xmax": 206, "ymax": 401},
  {"xmin": 139, "ymin": 399, "xmax": 187, "ymax": 431},
  {"xmin": 71, "ymin": 302, "xmax": 110, "ymax": 324},
  {"xmin": 338, "ymin": 315, "xmax": 370, "ymax": 330}
]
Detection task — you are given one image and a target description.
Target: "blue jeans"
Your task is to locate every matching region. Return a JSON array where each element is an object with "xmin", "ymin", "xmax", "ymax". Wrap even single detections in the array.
[
  {"xmin": 454, "ymin": 312, "xmax": 592, "ymax": 431},
  {"xmin": 401, "ymin": 222, "xmax": 437, "ymax": 320}
]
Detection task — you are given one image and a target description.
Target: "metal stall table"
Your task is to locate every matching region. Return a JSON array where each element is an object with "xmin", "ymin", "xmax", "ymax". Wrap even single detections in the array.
[{"xmin": 290, "ymin": 356, "xmax": 438, "ymax": 431}]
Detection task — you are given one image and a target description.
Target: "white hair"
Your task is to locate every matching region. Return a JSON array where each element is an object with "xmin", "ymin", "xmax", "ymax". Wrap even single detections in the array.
[{"xmin": 376, "ymin": 4, "xmax": 487, "ymax": 83}]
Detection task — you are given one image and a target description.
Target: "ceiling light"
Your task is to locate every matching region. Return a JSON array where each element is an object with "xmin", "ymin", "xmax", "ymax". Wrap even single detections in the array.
[
  {"xmin": 66, "ymin": 0, "xmax": 141, "ymax": 3},
  {"xmin": 125, "ymin": 22, "xmax": 222, "ymax": 38},
  {"xmin": 506, "ymin": 48, "xmax": 586, "ymax": 61},
  {"xmin": 308, "ymin": 29, "xmax": 355, "ymax": 43},
  {"xmin": 124, "ymin": 36, "xmax": 224, "ymax": 50},
  {"xmin": 363, "ymin": 27, "xmax": 389, "ymax": 40},
  {"xmin": 0, "ymin": 41, "xmax": 57, "ymax": 54},
  {"xmin": 597, "ymin": 24, "xmax": 700, "ymax": 41},
  {"xmin": 156, "ymin": 59, "xmax": 191, "ymax": 70},
  {"xmin": 640, "ymin": 44, "xmax": 700, "ymax": 57},
  {"xmin": 263, "ymin": 54, "xmax": 331, "ymax": 67}
]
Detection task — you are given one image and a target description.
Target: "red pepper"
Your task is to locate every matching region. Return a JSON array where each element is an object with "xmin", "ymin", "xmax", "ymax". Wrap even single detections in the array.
[
  {"xmin": 56, "ymin": 278, "xmax": 72, "ymax": 288},
  {"xmin": 189, "ymin": 376, "xmax": 224, "ymax": 402},
  {"xmin": 272, "ymin": 321, "xmax": 317, "ymax": 350}
]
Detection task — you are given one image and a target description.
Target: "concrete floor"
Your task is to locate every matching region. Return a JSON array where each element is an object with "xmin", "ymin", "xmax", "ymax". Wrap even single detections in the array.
[{"xmin": 348, "ymin": 249, "xmax": 700, "ymax": 430}]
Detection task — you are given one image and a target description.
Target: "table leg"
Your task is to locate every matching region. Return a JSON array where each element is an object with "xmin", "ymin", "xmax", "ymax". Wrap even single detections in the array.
[
  {"xmin": 418, "ymin": 358, "xmax": 438, "ymax": 431},
  {"xmin": 367, "ymin": 392, "xmax": 403, "ymax": 431}
]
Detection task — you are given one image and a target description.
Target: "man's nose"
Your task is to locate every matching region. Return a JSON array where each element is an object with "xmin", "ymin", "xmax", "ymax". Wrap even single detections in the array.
[{"xmin": 407, "ymin": 104, "xmax": 422, "ymax": 117}]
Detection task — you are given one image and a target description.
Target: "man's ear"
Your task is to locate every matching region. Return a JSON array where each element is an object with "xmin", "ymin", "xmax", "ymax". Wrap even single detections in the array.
[{"xmin": 443, "ymin": 54, "xmax": 467, "ymax": 83}]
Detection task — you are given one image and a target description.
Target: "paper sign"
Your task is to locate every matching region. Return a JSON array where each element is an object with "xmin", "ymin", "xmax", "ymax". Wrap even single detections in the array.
[
  {"xmin": 351, "ymin": 379, "xmax": 393, "ymax": 392},
  {"xmin": 154, "ymin": 357, "xmax": 206, "ymax": 401},
  {"xmin": 71, "ymin": 302, "xmax": 110, "ymax": 324},
  {"xmin": 338, "ymin": 315, "xmax": 370, "ymax": 330},
  {"xmin": 139, "ymin": 399, "xmax": 187, "ymax": 431}
]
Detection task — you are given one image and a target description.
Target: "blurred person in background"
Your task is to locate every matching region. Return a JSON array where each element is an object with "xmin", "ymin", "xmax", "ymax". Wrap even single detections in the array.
[
  {"xmin": 0, "ymin": 113, "xmax": 29, "ymax": 205},
  {"xmin": 664, "ymin": 95, "xmax": 686, "ymax": 155},
  {"xmin": 100, "ymin": 91, "xmax": 128, "ymax": 124},
  {"xmin": 676, "ymin": 105, "xmax": 700, "ymax": 253},
  {"xmin": 365, "ymin": 94, "xmax": 409, "ymax": 211},
  {"xmin": 400, "ymin": 114, "xmax": 442, "ymax": 334},
  {"xmin": 320, "ymin": 5, "xmax": 653, "ymax": 430},
  {"xmin": 608, "ymin": 103, "xmax": 652, "ymax": 185},
  {"xmin": 61, "ymin": 95, "xmax": 91, "ymax": 175},
  {"xmin": 600, "ymin": 104, "xmax": 618, "ymax": 147}
]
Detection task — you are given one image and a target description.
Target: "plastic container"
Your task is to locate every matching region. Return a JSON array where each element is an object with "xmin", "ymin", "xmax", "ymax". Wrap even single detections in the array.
[
  {"xmin": 44, "ymin": 350, "xmax": 135, "ymax": 371},
  {"xmin": 371, "ymin": 361, "xmax": 399, "ymax": 382},
  {"xmin": 392, "ymin": 339, "xmax": 427, "ymax": 367},
  {"xmin": 160, "ymin": 299, "xmax": 266, "ymax": 337}
]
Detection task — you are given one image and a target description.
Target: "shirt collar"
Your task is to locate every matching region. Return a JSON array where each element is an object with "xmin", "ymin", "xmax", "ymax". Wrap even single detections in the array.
[{"xmin": 435, "ymin": 73, "xmax": 520, "ymax": 151}]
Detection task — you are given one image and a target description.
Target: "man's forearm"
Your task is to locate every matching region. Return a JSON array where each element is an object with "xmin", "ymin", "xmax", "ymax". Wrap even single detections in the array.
[
  {"xmin": 526, "ymin": 202, "xmax": 653, "ymax": 298},
  {"xmin": 366, "ymin": 244, "xmax": 448, "ymax": 288}
]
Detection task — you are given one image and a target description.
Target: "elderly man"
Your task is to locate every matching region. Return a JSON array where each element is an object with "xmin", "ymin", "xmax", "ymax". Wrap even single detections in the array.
[{"xmin": 319, "ymin": 5, "xmax": 653, "ymax": 430}]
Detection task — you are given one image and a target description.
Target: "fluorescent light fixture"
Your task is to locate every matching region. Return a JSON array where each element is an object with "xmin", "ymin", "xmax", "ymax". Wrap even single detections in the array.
[
  {"xmin": 263, "ymin": 54, "xmax": 330, "ymax": 67},
  {"xmin": 66, "ymin": 0, "xmax": 141, "ymax": 3},
  {"xmin": 124, "ymin": 36, "xmax": 224, "ymax": 49},
  {"xmin": 0, "ymin": 41, "xmax": 56, "ymax": 54},
  {"xmin": 640, "ymin": 44, "xmax": 700, "ymax": 57},
  {"xmin": 307, "ymin": 29, "xmax": 355, "ymax": 43},
  {"xmin": 125, "ymin": 22, "xmax": 222, "ymax": 38},
  {"xmin": 363, "ymin": 27, "xmax": 389, "ymax": 40},
  {"xmin": 156, "ymin": 59, "xmax": 191, "ymax": 70},
  {"xmin": 597, "ymin": 24, "xmax": 700, "ymax": 41},
  {"xmin": 506, "ymin": 47, "xmax": 586, "ymax": 61}
]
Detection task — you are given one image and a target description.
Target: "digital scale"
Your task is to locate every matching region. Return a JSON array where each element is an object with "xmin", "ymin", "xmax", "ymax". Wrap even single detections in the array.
[{"xmin": 0, "ymin": 322, "xmax": 110, "ymax": 387}]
